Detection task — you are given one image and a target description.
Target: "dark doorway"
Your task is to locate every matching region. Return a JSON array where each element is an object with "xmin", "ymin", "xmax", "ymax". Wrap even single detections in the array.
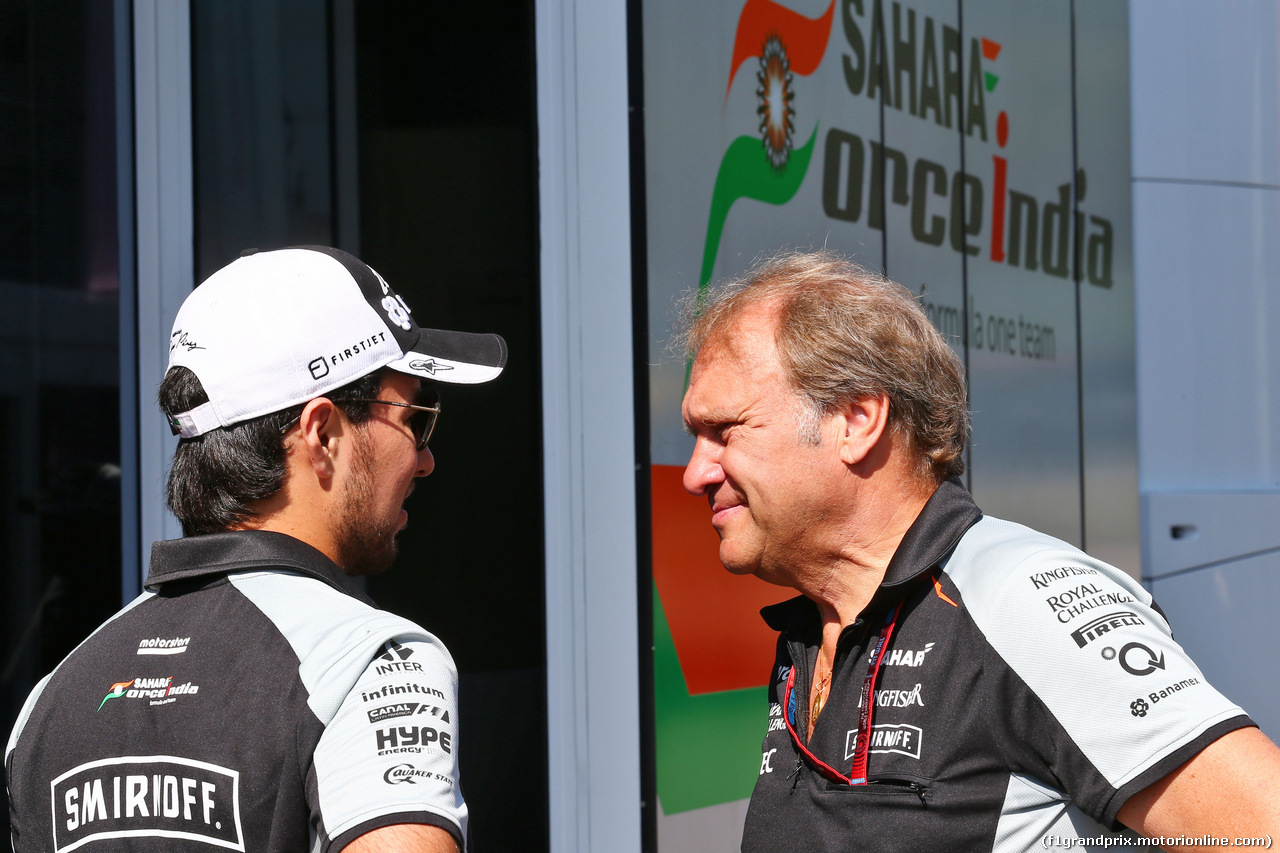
[{"xmin": 192, "ymin": 1, "xmax": 546, "ymax": 849}]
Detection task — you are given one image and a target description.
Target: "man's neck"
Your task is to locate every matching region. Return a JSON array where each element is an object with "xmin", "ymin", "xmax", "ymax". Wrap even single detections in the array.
[
  {"xmin": 798, "ymin": 476, "xmax": 936, "ymax": 630},
  {"xmin": 235, "ymin": 482, "xmax": 345, "ymax": 571}
]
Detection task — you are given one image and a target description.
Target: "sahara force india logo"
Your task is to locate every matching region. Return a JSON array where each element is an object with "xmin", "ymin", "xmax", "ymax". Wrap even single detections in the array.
[
  {"xmin": 701, "ymin": 0, "xmax": 832, "ymax": 292},
  {"xmin": 702, "ymin": 0, "xmax": 1118, "ymax": 304},
  {"xmin": 98, "ymin": 678, "xmax": 199, "ymax": 711}
]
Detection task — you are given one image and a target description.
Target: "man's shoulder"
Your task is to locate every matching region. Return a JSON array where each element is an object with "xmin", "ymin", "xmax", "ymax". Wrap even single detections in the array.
[
  {"xmin": 942, "ymin": 514, "xmax": 1141, "ymax": 603},
  {"xmin": 228, "ymin": 570, "xmax": 454, "ymax": 723}
]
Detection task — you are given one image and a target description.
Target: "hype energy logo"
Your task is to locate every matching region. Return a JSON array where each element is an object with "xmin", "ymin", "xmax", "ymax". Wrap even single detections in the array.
[{"xmin": 701, "ymin": 0, "xmax": 1117, "ymax": 296}]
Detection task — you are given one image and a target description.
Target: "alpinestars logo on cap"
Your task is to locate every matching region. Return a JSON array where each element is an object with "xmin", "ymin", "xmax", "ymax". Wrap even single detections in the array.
[{"xmin": 409, "ymin": 359, "xmax": 453, "ymax": 375}]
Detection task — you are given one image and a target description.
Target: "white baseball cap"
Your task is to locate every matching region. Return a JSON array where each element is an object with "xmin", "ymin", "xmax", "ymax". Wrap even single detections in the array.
[{"xmin": 166, "ymin": 246, "xmax": 507, "ymax": 438}]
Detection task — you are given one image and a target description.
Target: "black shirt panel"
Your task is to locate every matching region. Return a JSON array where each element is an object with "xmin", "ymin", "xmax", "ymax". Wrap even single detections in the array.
[{"xmin": 742, "ymin": 482, "xmax": 1252, "ymax": 852}]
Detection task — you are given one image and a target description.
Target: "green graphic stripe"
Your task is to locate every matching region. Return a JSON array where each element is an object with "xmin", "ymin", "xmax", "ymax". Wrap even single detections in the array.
[
  {"xmin": 654, "ymin": 581, "xmax": 769, "ymax": 814},
  {"xmin": 698, "ymin": 125, "xmax": 820, "ymax": 293}
]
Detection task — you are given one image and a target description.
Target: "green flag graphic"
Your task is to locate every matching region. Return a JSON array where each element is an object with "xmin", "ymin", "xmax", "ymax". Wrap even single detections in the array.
[{"xmin": 698, "ymin": 125, "xmax": 819, "ymax": 292}]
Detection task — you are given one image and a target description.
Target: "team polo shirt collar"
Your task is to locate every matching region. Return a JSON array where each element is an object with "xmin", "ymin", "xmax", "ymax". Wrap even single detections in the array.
[
  {"xmin": 147, "ymin": 529, "xmax": 374, "ymax": 605},
  {"xmin": 760, "ymin": 477, "xmax": 981, "ymax": 632},
  {"xmin": 879, "ymin": 476, "xmax": 982, "ymax": 589}
]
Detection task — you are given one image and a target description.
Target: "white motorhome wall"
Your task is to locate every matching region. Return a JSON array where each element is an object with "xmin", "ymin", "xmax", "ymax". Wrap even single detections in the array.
[{"xmin": 1132, "ymin": 0, "xmax": 1280, "ymax": 735}]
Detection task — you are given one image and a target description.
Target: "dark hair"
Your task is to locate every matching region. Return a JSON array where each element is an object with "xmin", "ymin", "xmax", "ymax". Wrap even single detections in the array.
[
  {"xmin": 679, "ymin": 251, "xmax": 970, "ymax": 482},
  {"xmin": 158, "ymin": 367, "xmax": 384, "ymax": 536}
]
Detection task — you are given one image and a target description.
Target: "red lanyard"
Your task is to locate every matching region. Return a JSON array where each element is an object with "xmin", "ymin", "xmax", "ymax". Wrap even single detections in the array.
[{"xmin": 782, "ymin": 600, "xmax": 905, "ymax": 785}]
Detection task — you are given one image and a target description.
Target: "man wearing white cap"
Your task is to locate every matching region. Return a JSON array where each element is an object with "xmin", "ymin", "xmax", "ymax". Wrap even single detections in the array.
[{"xmin": 6, "ymin": 247, "xmax": 506, "ymax": 852}]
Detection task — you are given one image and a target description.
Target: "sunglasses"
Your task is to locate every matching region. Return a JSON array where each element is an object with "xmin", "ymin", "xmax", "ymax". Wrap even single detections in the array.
[
  {"xmin": 281, "ymin": 386, "xmax": 441, "ymax": 450},
  {"xmin": 346, "ymin": 386, "xmax": 441, "ymax": 450}
]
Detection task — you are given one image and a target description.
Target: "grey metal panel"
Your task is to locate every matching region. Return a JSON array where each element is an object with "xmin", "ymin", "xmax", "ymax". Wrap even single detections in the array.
[
  {"xmin": 133, "ymin": 0, "xmax": 193, "ymax": 578},
  {"xmin": 1149, "ymin": 550, "xmax": 1280, "ymax": 735},
  {"xmin": 1143, "ymin": 492, "xmax": 1280, "ymax": 580},
  {"xmin": 1130, "ymin": 0, "xmax": 1280, "ymax": 186},
  {"xmin": 116, "ymin": 0, "xmax": 140, "ymax": 601},
  {"xmin": 963, "ymin": 1, "xmax": 1083, "ymax": 549},
  {"xmin": 536, "ymin": 0, "xmax": 642, "ymax": 851},
  {"xmin": 657, "ymin": 799, "xmax": 750, "ymax": 853},
  {"xmin": 1076, "ymin": 0, "xmax": 1139, "ymax": 576},
  {"xmin": 1129, "ymin": 2, "xmax": 1280, "ymax": 735},
  {"xmin": 1132, "ymin": 181, "xmax": 1280, "ymax": 494},
  {"xmin": 1128, "ymin": 0, "xmax": 1280, "ymax": 737},
  {"xmin": 881, "ymin": 1, "xmax": 966, "ymax": 381}
]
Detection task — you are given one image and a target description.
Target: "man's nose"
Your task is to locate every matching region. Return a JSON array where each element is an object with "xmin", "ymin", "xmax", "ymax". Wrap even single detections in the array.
[
  {"xmin": 416, "ymin": 445, "xmax": 435, "ymax": 478},
  {"xmin": 682, "ymin": 437, "xmax": 723, "ymax": 496}
]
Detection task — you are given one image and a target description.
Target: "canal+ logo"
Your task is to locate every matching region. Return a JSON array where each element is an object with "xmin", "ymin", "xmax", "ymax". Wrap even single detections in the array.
[{"xmin": 702, "ymin": 0, "xmax": 1116, "ymax": 297}]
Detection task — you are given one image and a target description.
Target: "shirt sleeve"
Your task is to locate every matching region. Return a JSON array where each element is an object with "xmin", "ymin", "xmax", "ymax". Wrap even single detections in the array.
[
  {"xmin": 944, "ymin": 516, "xmax": 1253, "ymax": 827},
  {"xmin": 310, "ymin": 636, "xmax": 467, "ymax": 852}
]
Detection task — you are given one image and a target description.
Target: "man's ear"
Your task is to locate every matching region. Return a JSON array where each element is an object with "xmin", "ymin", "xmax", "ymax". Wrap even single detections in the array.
[
  {"xmin": 295, "ymin": 398, "xmax": 345, "ymax": 481},
  {"xmin": 834, "ymin": 392, "xmax": 890, "ymax": 467}
]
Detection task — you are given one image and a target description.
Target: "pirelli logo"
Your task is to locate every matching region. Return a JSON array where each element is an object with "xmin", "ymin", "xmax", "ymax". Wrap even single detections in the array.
[
  {"xmin": 1070, "ymin": 610, "xmax": 1146, "ymax": 648},
  {"xmin": 50, "ymin": 756, "xmax": 243, "ymax": 852}
]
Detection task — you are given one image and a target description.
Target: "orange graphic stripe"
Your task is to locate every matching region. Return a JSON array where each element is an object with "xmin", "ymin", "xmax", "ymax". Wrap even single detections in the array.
[
  {"xmin": 726, "ymin": 0, "xmax": 835, "ymax": 100},
  {"xmin": 651, "ymin": 465, "xmax": 791, "ymax": 694},
  {"xmin": 934, "ymin": 576, "xmax": 958, "ymax": 607},
  {"xmin": 981, "ymin": 37, "xmax": 1002, "ymax": 61}
]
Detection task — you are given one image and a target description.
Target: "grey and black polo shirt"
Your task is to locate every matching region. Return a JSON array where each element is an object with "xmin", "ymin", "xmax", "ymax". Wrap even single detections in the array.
[
  {"xmin": 743, "ymin": 479, "xmax": 1253, "ymax": 852},
  {"xmin": 6, "ymin": 530, "xmax": 466, "ymax": 853}
]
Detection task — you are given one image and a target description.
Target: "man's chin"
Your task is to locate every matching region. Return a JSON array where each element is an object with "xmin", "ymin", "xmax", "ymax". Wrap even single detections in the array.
[
  {"xmin": 719, "ymin": 547, "xmax": 796, "ymax": 588},
  {"xmin": 717, "ymin": 545, "xmax": 761, "ymax": 577},
  {"xmin": 338, "ymin": 536, "xmax": 399, "ymax": 577}
]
